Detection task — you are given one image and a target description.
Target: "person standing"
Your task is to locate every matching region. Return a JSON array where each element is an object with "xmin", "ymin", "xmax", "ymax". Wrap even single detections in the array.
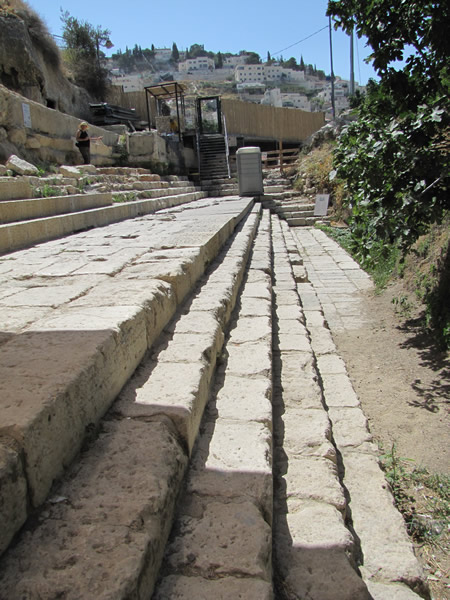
[
  {"xmin": 75, "ymin": 122, "xmax": 91, "ymax": 164},
  {"xmin": 75, "ymin": 122, "xmax": 102, "ymax": 165}
]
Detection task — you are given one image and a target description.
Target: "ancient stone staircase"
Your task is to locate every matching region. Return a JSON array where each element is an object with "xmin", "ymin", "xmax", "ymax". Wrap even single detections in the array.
[
  {"xmin": 0, "ymin": 169, "xmax": 428, "ymax": 599},
  {"xmin": 261, "ymin": 172, "xmax": 332, "ymax": 228},
  {"xmin": 0, "ymin": 166, "xmax": 207, "ymax": 254}
]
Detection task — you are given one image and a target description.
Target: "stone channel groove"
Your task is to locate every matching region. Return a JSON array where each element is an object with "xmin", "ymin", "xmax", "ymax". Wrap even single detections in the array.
[{"xmin": 0, "ymin": 187, "xmax": 428, "ymax": 598}]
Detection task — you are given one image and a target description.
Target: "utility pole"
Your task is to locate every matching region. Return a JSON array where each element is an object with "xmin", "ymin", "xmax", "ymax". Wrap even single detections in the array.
[
  {"xmin": 329, "ymin": 16, "xmax": 336, "ymax": 119},
  {"xmin": 350, "ymin": 27, "xmax": 355, "ymax": 96}
]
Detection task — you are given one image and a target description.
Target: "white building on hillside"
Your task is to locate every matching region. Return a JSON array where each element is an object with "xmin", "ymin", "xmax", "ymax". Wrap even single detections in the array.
[
  {"xmin": 178, "ymin": 57, "xmax": 215, "ymax": 73},
  {"xmin": 223, "ymin": 55, "xmax": 248, "ymax": 68},
  {"xmin": 261, "ymin": 88, "xmax": 311, "ymax": 111},
  {"xmin": 110, "ymin": 72, "xmax": 153, "ymax": 92},
  {"xmin": 235, "ymin": 64, "xmax": 306, "ymax": 83}
]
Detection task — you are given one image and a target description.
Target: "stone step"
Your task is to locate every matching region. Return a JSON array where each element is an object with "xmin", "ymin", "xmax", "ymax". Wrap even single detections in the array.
[
  {"xmin": 0, "ymin": 196, "xmax": 256, "ymax": 564},
  {"xmin": 287, "ymin": 215, "xmax": 331, "ymax": 227},
  {"xmin": 0, "ymin": 177, "xmax": 33, "ymax": 201},
  {"xmin": 277, "ymin": 223, "xmax": 426, "ymax": 599},
  {"xmin": 0, "ymin": 191, "xmax": 208, "ymax": 254},
  {"xmin": 0, "ymin": 193, "xmax": 112, "ymax": 224},
  {"xmin": 153, "ymin": 209, "xmax": 274, "ymax": 598},
  {"xmin": 0, "ymin": 200, "xmax": 261, "ymax": 598},
  {"xmin": 0, "ymin": 203, "xmax": 428, "ymax": 599}
]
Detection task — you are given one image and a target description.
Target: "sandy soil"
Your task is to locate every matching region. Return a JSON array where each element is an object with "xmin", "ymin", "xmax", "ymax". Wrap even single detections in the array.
[
  {"xmin": 332, "ymin": 280, "xmax": 449, "ymax": 474},
  {"xmin": 331, "ymin": 279, "xmax": 449, "ymax": 599}
]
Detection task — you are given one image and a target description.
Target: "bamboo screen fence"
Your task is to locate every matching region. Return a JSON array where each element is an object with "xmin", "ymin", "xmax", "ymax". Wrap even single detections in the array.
[
  {"xmin": 221, "ymin": 98, "xmax": 325, "ymax": 142},
  {"xmin": 106, "ymin": 88, "xmax": 325, "ymax": 142}
]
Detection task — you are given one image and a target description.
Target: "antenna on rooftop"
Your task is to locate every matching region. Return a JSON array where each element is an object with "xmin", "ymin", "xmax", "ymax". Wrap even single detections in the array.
[
  {"xmin": 329, "ymin": 16, "xmax": 336, "ymax": 119},
  {"xmin": 350, "ymin": 27, "xmax": 355, "ymax": 95}
]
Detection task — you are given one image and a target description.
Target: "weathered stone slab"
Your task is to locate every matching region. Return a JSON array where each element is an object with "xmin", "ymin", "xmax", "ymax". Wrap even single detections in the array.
[
  {"xmin": 228, "ymin": 315, "xmax": 271, "ymax": 345},
  {"xmin": 308, "ymin": 325, "xmax": 336, "ymax": 355},
  {"xmin": 278, "ymin": 330, "xmax": 311, "ymax": 352},
  {"xmin": 277, "ymin": 318, "xmax": 308, "ymax": 337},
  {"xmin": 226, "ymin": 340, "xmax": 271, "ymax": 377},
  {"xmin": 328, "ymin": 407, "xmax": 373, "ymax": 448},
  {"xmin": 303, "ymin": 309, "xmax": 326, "ymax": 327},
  {"xmin": 115, "ymin": 360, "xmax": 211, "ymax": 454},
  {"xmin": 279, "ymin": 455, "xmax": 346, "ymax": 512},
  {"xmin": 214, "ymin": 374, "xmax": 272, "ymax": 425},
  {"xmin": 239, "ymin": 295, "xmax": 271, "ymax": 317},
  {"xmin": 0, "ymin": 178, "xmax": 32, "ymax": 202},
  {"xmin": 317, "ymin": 352, "xmax": 348, "ymax": 375},
  {"xmin": 69, "ymin": 278, "xmax": 177, "ymax": 347},
  {"xmin": 342, "ymin": 451, "xmax": 426, "ymax": 589},
  {"xmin": 274, "ymin": 288, "xmax": 301, "ymax": 306},
  {"xmin": 365, "ymin": 581, "xmax": 425, "ymax": 599},
  {"xmin": 192, "ymin": 419, "xmax": 272, "ymax": 477},
  {"xmin": 279, "ymin": 408, "xmax": 335, "ymax": 462},
  {"xmin": 321, "ymin": 372, "xmax": 361, "ymax": 407},
  {"xmin": 153, "ymin": 575, "xmax": 273, "ymax": 600},
  {"xmin": 6, "ymin": 155, "xmax": 38, "ymax": 175},
  {"xmin": 0, "ymin": 441, "xmax": 28, "ymax": 557},
  {"xmin": 274, "ymin": 499, "xmax": 371, "ymax": 600},
  {"xmin": 0, "ymin": 306, "xmax": 147, "ymax": 507},
  {"xmin": 164, "ymin": 501, "xmax": 272, "ymax": 580}
]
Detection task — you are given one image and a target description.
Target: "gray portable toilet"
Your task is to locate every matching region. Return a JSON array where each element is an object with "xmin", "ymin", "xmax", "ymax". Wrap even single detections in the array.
[{"xmin": 236, "ymin": 147, "xmax": 264, "ymax": 196}]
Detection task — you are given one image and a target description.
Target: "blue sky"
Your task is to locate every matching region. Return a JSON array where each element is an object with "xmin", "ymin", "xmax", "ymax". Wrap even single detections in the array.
[{"xmin": 29, "ymin": 0, "xmax": 379, "ymax": 85}]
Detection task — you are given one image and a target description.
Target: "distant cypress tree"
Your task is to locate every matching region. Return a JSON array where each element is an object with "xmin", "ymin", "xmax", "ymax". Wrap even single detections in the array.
[{"xmin": 172, "ymin": 42, "xmax": 179, "ymax": 61}]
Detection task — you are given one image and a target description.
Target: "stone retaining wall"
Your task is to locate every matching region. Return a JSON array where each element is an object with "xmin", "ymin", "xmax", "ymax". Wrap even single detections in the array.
[{"xmin": 0, "ymin": 85, "xmax": 194, "ymax": 173}]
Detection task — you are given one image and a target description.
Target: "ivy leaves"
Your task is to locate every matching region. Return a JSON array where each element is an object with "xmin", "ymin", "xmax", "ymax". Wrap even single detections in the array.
[{"xmin": 328, "ymin": 1, "xmax": 449, "ymax": 266}]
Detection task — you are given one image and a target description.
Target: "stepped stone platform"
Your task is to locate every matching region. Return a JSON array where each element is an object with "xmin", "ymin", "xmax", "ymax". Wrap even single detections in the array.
[
  {"xmin": 0, "ymin": 166, "xmax": 207, "ymax": 254},
  {"xmin": 0, "ymin": 167, "xmax": 429, "ymax": 599}
]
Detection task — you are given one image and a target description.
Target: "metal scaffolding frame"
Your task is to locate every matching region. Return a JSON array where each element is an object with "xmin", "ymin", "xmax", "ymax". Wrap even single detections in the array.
[{"xmin": 144, "ymin": 82, "xmax": 186, "ymax": 141}]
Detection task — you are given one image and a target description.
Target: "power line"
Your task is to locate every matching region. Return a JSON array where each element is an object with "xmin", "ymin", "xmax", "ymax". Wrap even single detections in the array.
[{"xmin": 270, "ymin": 25, "xmax": 328, "ymax": 58}]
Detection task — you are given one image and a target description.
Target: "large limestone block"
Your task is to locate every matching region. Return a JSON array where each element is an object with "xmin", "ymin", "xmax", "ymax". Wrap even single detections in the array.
[
  {"xmin": 279, "ymin": 408, "xmax": 336, "ymax": 462},
  {"xmin": 115, "ymin": 361, "xmax": 212, "ymax": 454},
  {"xmin": 342, "ymin": 451, "xmax": 426, "ymax": 590},
  {"xmin": 5, "ymin": 154, "xmax": 38, "ymax": 175},
  {"xmin": 328, "ymin": 406, "xmax": 373, "ymax": 448},
  {"xmin": 322, "ymin": 372, "xmax": 361, "ymax": 407},
  {"xmin": 214, "ymin": 374, "xmax": 272, "ymax": 426},
  {"xmin": 0, "ymin": 418, "xmax": 188, "ymax": 599},
  {"xmin": 274, "ymin": 499, "xmax": 371, "ymax": 600},
  {"xmin": 277, "ymin": 454, "xmax": 346, "ymax": 513},
  {"xmin": 0, "ymin": 178, "xmax": 32, "ymax": 201},
  {"xmin": 164, "ymin": 501, "xmax": 272, "ymax": 580},
  {"xmin": 228, "ymin": 315, "xmax": 271, "ymax": 345},
  {"xmin": 154, "ymin": 575, "xmax": 273, "ymax": 600},
  {"xmin": 187, "ymin": 280, "xmax": 237, "ymax": 326},
  {"xmin": 366, "ymin": 581, "xmax": 426, "ymax": 599},
  {"xmin": 0, "ymin": 305, "xmax": 148, "ymax": 507},
  {"xmin": 308, "ymin": 325, "xmax": 336, "ymax": 354},
  {"xmin": 122, "ymin": 258, "xmax": 201, "ymax": 304},
  {"xmin": 65, "ymin": 278, "xmax": 177, "ymax": 350},
  {"xmin": 0, "ymin": 441, "xmax": 28, "ymax": 557},
  {"xmin": 226, "ymin": 340, "xmax": 272, "ymax": 378}
]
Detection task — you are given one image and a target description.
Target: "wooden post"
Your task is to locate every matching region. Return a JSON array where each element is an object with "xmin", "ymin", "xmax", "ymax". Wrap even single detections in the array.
[{"xmin": 279, "ymin": 140, "xmax": 284, "ymax": 174}]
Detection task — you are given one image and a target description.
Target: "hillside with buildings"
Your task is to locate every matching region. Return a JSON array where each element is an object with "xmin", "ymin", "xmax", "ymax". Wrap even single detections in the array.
[{"xmin": 107, "ymin": 45, "xmax": 365, "ymax": 119}]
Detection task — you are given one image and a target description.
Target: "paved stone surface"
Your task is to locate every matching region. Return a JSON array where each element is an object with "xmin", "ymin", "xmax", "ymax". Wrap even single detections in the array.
[
  {"xmin": 0, "ymin": 196, "xmax": 254, "ymax": 556},
  {"xmin": 291, "ymin": 226, "xmax": 426, "ymax": 598},
  {"xmin": 152, "ymin": 210, "xmax": 274, "ymax": 598},
  {"xmin": 0, "ymin": 203, "xmax": 429, "ymax": 599}
]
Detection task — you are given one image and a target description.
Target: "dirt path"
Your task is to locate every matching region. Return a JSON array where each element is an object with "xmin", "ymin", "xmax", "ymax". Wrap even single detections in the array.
[
  {"xmin": 331, "ymin": 280, "xmax": 449, "ymax": 600},
  {"xmin": 331, "ymin": 280, "xmax": 449, "ymax": 475}
]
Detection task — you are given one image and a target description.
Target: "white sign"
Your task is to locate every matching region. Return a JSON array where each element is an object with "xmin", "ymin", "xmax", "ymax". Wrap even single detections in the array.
[
  {"xmin": 314, "ymin": 194, "xmax": 330, "ymax": 216},
  {"xmin": 22, "ymin": 103, "xmax": 32, "ymax": 128}
]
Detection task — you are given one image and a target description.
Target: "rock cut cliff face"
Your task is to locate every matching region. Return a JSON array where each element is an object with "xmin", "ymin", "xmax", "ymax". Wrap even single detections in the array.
[{"xmin": 0, "ymin": 6, "xmax": 91, "ymax": 119}]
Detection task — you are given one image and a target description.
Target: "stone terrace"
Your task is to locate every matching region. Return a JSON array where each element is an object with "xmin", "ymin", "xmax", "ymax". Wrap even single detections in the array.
[{"xmin": 0, "ymin": 167, "xmax": 429, "ymax": 600}]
